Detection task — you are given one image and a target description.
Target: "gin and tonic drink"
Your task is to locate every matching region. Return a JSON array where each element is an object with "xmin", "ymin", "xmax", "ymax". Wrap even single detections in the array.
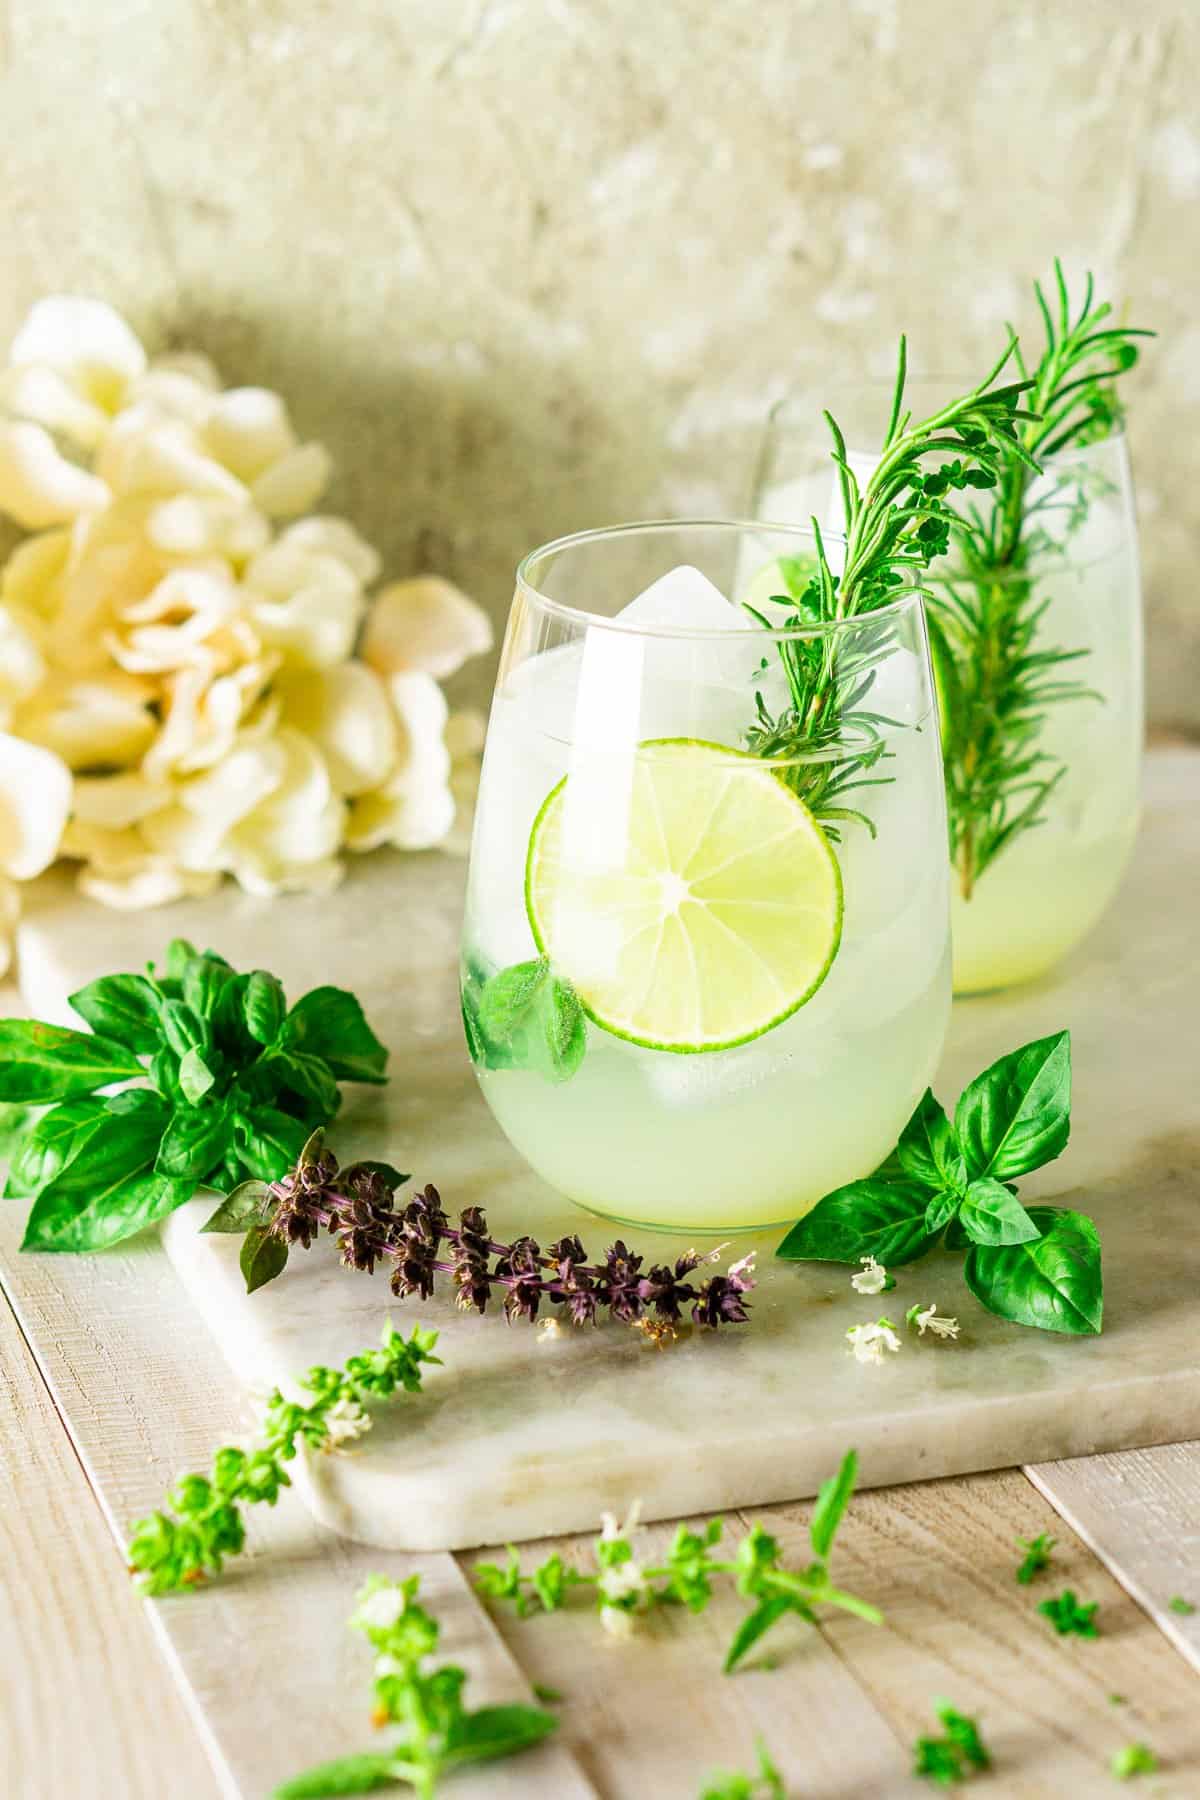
[
  {"xmin": 461, "ymin": 522, "xmax": 950, "ymax": 1233},
  {"xmin": 756, "ymin": 391, "xmax": 1143, "ymax": 993}
]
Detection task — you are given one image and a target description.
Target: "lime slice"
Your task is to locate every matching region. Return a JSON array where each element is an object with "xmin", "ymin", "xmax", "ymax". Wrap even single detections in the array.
[{"xmin": 525, "ymin": 738, "xmax": 843, "ymax": 1053}]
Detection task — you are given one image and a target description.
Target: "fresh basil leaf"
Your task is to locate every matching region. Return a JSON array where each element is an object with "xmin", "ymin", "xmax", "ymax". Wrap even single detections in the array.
[
  {"xmin": 159, "ymin": 999, "xmax": 210, "ymax": 1060},
  {"xmin": 148, "ymin": 1046, "xmax": 181, "ymax": 1101},
  {"xmin": 4, "ymin": 1097, "xmax": 108, "ymax": 1198},
  {"xmin": 234, "ymin": 1106, "xmax": 309, "ymax": 1181},
  {"xmin": 476, "ymin": 959, "xmax": 586, "ymax": 1084},
  {"xmin": 201, "ymin": 1179, "xmax": 275, "ymax": 1234},
  {"xmin": 105, "ymin": 1087, "xmax": 159, "ymax": 1117},
  {"xmin": 272, "ymin": 1753, "xmax": 400, "ymax": 1798},
  {"xmin": 461, "ymin": 981, "xmax": 493, "ymax": 1067},
  {"xmin": 954, "ymin": 1031, "xmax": 1071, "ymax": 1181},
  {"xmin": 67, "ymin": 974, "xmax": 162, "ymax": 1055},
  {"xmin": 244, "ymin": 971, "xmax": 287, "ymax": 1045},
  {"xmin": 258, "ymin": 1049, "xmax": 340, "ymax": 1118},
  {"xmin": 178, "ymin": 1046, "xmax": 217, "ymax": 1105},
  {"xmin": 21, "ymin": 1099, "xmax": 186, "ymax": 1250},
  {"xmin": 182, "ymin": 953, "xmax": 235, "ymax": 1021},
  {"xmin": 0, "ymin": 1020, "xmax": 145, "ymax": 1102},
  {"xmin": 164, "ymin": 938, "xmax": 199, "ymax": 980},
  {"xmin": 339, "ymin": 1160, "xmax": 408, "ymax": 1192},
  {"xmin": 213, "ymin": 972, "xmax": 254, "ymax": 1058},
  {"xmin": 443, "ymin": 1703, "xmax": 558, "ymax": 1767},
  {"xmin": 958, "ymin": 1175, "xmax": 1042, "ymax": 1247},
  {"xmin": 723, "ymin": 1595, "xmax": 795, "ymax": 1673},
  {"xmin": 924, "ymin": 1188, "xmax": 961, "ymax": 1234},
  {"xmin": 0, "ymin": 1102, "xmax": 38, "ymax": 1162},
  {"xmin": 810, "ymin": 1449, "xmax": 857, "ymax": 1561},
  {"xmin": 896, "ymin": 1089, "xmax": 967, "ymax": 1194},
  {"xmin": 240, "ymin": 1222, "xmax": 289, "ymax": 1293},
  {"xmin": 776, "ymin": 1178, "xmax": 935, "ymax": 1267},
  {"xmin": 156, "ymin": 1101, "xmax": 231, "ymax": 1181},
  {"xmin": 281, "ymin": 986, "xmax": 389, "ymax": 1085},
  {"xmin": 964, "ymin": 1206, "xmax": 1102, "ymax": 1335}
]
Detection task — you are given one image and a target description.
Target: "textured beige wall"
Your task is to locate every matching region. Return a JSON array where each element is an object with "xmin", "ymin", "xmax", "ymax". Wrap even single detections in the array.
[{"xmin": 1, "ymin": 0, "xmax": 1196, "ymax": 721}]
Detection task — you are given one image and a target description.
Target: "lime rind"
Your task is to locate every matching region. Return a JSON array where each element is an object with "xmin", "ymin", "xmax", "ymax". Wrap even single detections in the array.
[{"xmin": 524, "ymin": 737, "xmax": 843, "ymax": 1055}]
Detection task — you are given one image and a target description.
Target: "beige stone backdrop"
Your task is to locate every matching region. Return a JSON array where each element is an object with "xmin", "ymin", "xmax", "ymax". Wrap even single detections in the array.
[{"xmin": 0, "ymin": 0, "xmax": 1196, "ymax": 722}]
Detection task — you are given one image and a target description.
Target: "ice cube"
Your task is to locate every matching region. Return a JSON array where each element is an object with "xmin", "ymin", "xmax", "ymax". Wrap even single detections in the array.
[{"xmin": 610, "ymin": 563, "xmax": 774, "ymax": 741}]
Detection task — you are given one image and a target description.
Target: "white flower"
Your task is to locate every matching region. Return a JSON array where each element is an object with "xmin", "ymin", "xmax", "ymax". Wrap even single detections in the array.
[
  {"xmin": 851, "ymin": 1255, "xmax": 890, "ymax": 1296},
  {"xmin": 846, "ymin": 1318, "xmax": 903, "ymax": 1365},
  {"xmin": 353, "ymin": 1584, "xmax": 407, "ymax": 1632},
  {"xmin": 597, "ymin": 1500, "xmax": 649, "ymax": 1617},
  {"xmin": 322, "ymin": 1395, "xmax": 372, "ymax": 1449},
  {"xmin": 537, "ymin": 1318, "xmax": 563, "ymax": 1344},
  {"xmin": 600, "ymin": 1604, "xmax": 637, "ymax": 1640},
  {"xmin": 908, "ymin": 1303, "xmax": 961, "ymax": 1341},
  {"xmin": 0, "ymin": 732, "xmax": 73, "ymax": 974},
  {"xmin": 727, "ymin": 1251, "xmax": 757, "ymax": 1280},
  {"xmin": 362, "ymin": 575, "xmax": 492, "ymax": 682}
]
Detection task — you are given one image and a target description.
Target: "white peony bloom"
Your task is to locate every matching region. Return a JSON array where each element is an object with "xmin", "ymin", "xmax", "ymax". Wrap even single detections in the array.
[{"xmin": 0, "ymin": 296, "xmax": 491, "ymax": 915}]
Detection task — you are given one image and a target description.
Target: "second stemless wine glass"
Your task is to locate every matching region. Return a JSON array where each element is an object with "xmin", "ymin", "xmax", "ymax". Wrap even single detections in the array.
[
  {"xmin": 461, "ymin": 521, "xmax": 951, "ymax": 1234},
  {"xmin": 755, "ymin": 384, "xmax": 1144, "ymax": 994}
]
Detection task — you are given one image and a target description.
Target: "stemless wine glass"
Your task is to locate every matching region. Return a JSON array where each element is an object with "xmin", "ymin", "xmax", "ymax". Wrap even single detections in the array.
[
  {"xmin": 461, "ymin": 521, "xmax": 951, "ymax": 1234},
  {"xmin": 754, "ymin": 384, "xmax": 1144, "ymax": 994}
]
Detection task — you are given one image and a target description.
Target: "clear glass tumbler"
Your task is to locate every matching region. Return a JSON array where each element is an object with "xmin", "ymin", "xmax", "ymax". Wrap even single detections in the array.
[
  {"xmin": 754, "ymin": 385, "xmax": 1144, "ymax": 994},
  {"xmin": 461, "ymin": 521, "xmax": 951, "ymax": 1233}
]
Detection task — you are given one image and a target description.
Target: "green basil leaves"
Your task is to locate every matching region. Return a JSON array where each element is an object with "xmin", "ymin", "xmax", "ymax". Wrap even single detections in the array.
[{"xmin": 778, "ymin": 1031, "xmax": 1103, "ymax": 1335}]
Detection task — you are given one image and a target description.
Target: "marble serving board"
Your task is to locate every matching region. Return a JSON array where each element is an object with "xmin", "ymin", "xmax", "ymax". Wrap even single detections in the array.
[{"xmin": 16, "ymin": 749, "xmax": 1200, "ymax": 1552}]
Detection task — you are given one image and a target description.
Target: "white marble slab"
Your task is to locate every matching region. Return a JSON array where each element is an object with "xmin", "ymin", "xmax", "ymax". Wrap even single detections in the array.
[{"xmin": 16, "ymin": 751, "xmax": 1200, "ymax": 1551}]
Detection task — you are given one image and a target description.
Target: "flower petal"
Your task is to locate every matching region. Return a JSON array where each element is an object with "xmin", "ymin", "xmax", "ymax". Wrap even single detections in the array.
[
  {"xmin": 0, "ymin": 529, "xmax": 71, "ymax": 617},
  {"xmin": 0, "ymin": 731, "xmax": 72, "ymax": 878},
  {"xmin": 279, "ymin": 516, "xmax": 382, "ymax": 585},
  {"xmin": 15, "ymin": 671, "xmax": 156, "ymax": 769},
  {"xmin": 247, "ymin": 553, "xmax": 365, "ymax": 668},
  {"xmin": 227, "ymin": 726, "xmax": 345, "ymax": 875},
  {"xmin": 78, "ymin": 860, "xmax": 221, "ymax": 911},
  {"xmin": 71, "ymin": 771, "xmax": 172, "ymax": 829},
  {"xmin": 10, "ymin": 296, "xmax": 147, "ymax": 412},
  {"xmin": 0, "ymin": 875, "xmax": 18, "ymax": 978},
  {"xmin": 363, "ymin": 576, "xmax": 493, "ymax": 681},
  {"xmin": 0, "ymin": 604, "xmax": 46, "ymax": 724},
  {"xmin": 279, "ymin": 662, "xmax": 397, "ymax": 796},
  {"xmin": 145, "ymin": 493, "xmax": 271, "ymax": 562},
  {"xmin": 97, "ymin": 412, "xmax": 247, "ymax": 502},
  {"xmin": 249, "ymin": 442, "xmax": 334, "ymax": 517},
  {"xmin": 345, "ymin": 671, "xmax": 454, "ymax": 852},
  {"xmin": 0, "ymin": 364, "xmax": 110, "ymax": 448},
  {"xmin": 0, "ymin": 421, "xmax": 109, "ymax": 528},
  {"xmin": 203, "ymin": 388, "xmax": 296, "ymax": 481}
]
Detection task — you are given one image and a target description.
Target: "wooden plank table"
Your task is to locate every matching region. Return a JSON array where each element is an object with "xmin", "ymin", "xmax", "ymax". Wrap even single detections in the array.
[{"xmin": 4, "ymin": 774, "xmax": 1200, "ymax": 1799}]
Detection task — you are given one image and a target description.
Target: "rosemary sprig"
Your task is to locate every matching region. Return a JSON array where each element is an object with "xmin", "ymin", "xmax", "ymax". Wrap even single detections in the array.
[
  {"xmin": 931, "ymin": 261, "xmax": 1152, "ymax": 898},
  {"xmin": 746, "ymin": 339, "xmax": 1037, "ymax": 836}
]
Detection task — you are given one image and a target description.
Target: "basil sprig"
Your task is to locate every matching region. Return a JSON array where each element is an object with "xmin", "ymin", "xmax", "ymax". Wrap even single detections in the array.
[
  {"xmin": 0, "ymin": 940, "xmax": 388, "ymax": 1255},
  {"xmin": 461, "ymin": 955, "xmax": 586, "ymax": 1083},
  {"xmin": 778, "ymin": 1031, "xmax": 1103, "ymax": 1335}
]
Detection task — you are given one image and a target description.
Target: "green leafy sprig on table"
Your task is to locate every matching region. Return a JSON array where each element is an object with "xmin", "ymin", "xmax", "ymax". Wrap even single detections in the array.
[
  {"xmin": 127, "ymin": 1322, "xmax": 438, "ymax": 1595},
  {"xmin": 778, "ymin": 1031, "xmax": 1104, "ymax": 1336},
  {"xmin": 0, "ymin": 939, "xmax": 387, "ymax": 1255},
  {"xmin": 744, "ymin": 336, "xmax": 1039, "ymax": 837},
  {"xmin": 274, "ymin": 1573, "xmax": 557, "ymax": 1800},
  {"xmin": 1015, "ymin": 1532, "xmax": 1057, "ymax": 1584},
  {"xmin": 475, "ymin": 1449, "xmax": 881, "ymax": 1674},
  {"xmin": 913, "ymin": 1702, "xmax": 992, "ymax": 1786},
  {"xmin": 700, "ymin": 1738, "xmax": 785, "ymax": 1800},
  {"xmin": 1038, "ymin": 1589, "xmax": 1099, "ymax": 1637},
  {"xmin": 929, "ymin": 262, "xmax": 1153, "ymax": 899}
]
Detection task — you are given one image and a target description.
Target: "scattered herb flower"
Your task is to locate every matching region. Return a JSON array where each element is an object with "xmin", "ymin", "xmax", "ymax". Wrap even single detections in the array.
[
  {"xmin": 1110, "ymin": 1743, "xmax": 1158, "ymax": 1781},
  {"xmin": 1038, "ymin": 1589, "xmax": 1099, "ymax": 1637},
  {"xmin": 475, "ymin": 1450, "xmax": 881, "ymax": 1674},
  {"xmin": 531, "ymin": 1683, "xmax": 564, "ymax": 1705},
  {"xmin": 700, "ymin": 1737, "xmax": 785, "ymax": 1799},
  {"xmin": 1015, "ymin": 1532, "xmax": 1057, "ymax": 1584},
  {"xmin": 779, "ymin": 1031, "xmax": 1105, "ymax": 1338},
  {"xmin": 846, "ymin": 1318, "xmax": 902, "ymax": 1365},
  {"xmin": 127, "ymin": 1323, "xmax": 438, "ymax": 1595},
  {"xmin": 274, "ymin": 1574, "xmax": 557, "ymax": 1800},
  {"xmin": 1168, "ymin": 1595, "xmax": 1196, "ymax": 1616},
  {"xmin": 905, "ymin": 1303, "xmax": 961, "ymax": 1340},
  {"xmin": 0, "ymin": 938, "xmax": 388, "ymax": 1257},
  {"xmin": 913, "ymin": 1701, "xmax": 991, "ymax": 1785},
  {"xmin": 851, "ymin": 1255, "xmax": 894, "ymax": 1295},
  {"xmin": 207, "ymin": 1128, "xmax": 757, "ymax": 1326}
]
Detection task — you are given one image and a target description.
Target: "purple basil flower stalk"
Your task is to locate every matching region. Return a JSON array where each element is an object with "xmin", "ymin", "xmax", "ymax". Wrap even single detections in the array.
[{"xmin": 252, "ymin": 1130, "xmax": 756, "ymax": 1329}]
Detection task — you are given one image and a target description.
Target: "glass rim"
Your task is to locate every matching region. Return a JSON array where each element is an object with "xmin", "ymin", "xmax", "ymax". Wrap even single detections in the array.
[
  {"xmin": 514, "ymin": 518, "xmax": 926, "ymax": 641},
  {"xmin": 765, "ymin": 374, "xmax": 1127, "ymax": 465}
]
